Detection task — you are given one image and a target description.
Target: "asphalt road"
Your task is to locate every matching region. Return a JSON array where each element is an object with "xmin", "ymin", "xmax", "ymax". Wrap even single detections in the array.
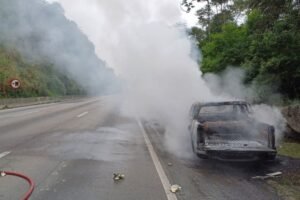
[{"xmin": 0, "ymin": 96, "xmax": 281, "ymax": 200}]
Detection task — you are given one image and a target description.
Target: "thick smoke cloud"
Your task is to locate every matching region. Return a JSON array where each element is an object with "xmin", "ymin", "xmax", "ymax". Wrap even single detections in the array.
[
  {"xmin": 46, "ymin": 0, "xmax": 285, "ymax": 154},
  {"xmin": 0, "ymin": 0, "xmax": 117, "ymax": 95},
  {"xmin": 204, "ymin": 67, "xmax": 257, "ymax": 101},
  {"xmin": 203, "ymin": 67, "xmax": 283, "ymax": 104},
  {"xmin": 47, "ymin": 0, "xmax": 217, "ymax": 155}
]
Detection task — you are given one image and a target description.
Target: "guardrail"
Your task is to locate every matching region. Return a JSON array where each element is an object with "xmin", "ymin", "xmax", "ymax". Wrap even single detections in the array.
[{"xmin": 0, "ymin": 96, "xmax": 81, "ymax": 109}]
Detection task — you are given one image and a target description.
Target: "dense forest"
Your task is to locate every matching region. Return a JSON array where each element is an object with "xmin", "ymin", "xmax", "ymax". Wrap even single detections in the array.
[
  {"xmin": 0, "ymin": 0, "xmax": 116, "ymax": 98},
  {"xmin": 184, "ymin": 0, "xmax": 300, "ymax": 102}
]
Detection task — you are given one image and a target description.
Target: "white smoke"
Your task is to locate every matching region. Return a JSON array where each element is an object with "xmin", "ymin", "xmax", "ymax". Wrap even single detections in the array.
[
  {"xmin": 46, "ymin": 0, "xmax": 217, "ymax": 155},
  {"xmin": 47, "ymin": 0, "xmax": 285, "ymax": 155},
  {"xmin": 204, "ymin": 67, "xmax": 286, "ymax": 145},
  {"xmin": 252, "ymin": 105, "xmax": 286, "ymax": 145},
  {"xmin": 203, "ymin": 67, "xmax": 257, "ymax": 101}
]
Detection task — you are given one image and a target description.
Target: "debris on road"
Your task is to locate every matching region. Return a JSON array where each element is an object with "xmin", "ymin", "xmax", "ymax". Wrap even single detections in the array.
[
  {"xmin": 167, "ymin": 162, "xmax": 173, "ymax": 166},
  {"xmin": 252, "ymin": 171, "xmax": 282, "ymax": 180},
  {"xmin": 113, "ymin": 173, "xmax": 125, "ymax": 181},
  {"xmin": 0, "ymin": 171, "xmax": 6, "ymax": 177},
  {"xmin": 170, "ymin": 184, "xmax": 181, "ymax": 193},
  {"xmin": 266, "ymin": 172, "xmax": 282, "ymax": 177}
]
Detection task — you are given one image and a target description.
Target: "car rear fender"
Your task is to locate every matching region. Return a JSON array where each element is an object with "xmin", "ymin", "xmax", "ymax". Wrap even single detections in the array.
[{"xmin": 191, "ymin": 121, "xmax": 206, "ymax": 147}]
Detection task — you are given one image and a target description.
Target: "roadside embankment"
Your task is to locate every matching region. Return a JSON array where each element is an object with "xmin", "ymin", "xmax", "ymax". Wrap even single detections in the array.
[{"xmin": 0, "ymin": 96, "xmax": 83, "ymax": 109}]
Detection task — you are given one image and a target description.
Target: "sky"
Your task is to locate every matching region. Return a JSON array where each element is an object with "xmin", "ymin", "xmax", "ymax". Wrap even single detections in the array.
[
  {"xmin": 47, "ymin": 0, "xmax": 199, "ymax": 27},
  {"xmin": 45, "ymin": 0, "xmax": 201, "ymax": 74},
  {"xmin": 181, "ymin": 1, "xmax": 204, "ymax": 27}
]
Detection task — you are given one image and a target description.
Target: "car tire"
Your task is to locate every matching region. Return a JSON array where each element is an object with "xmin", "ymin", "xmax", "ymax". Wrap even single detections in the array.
[{"xmin": 196, "ymin": 152, "xmax": 208, "ymax": 159}]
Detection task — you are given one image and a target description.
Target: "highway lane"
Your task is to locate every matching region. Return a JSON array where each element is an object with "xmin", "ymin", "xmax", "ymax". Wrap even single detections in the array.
[
  {"xmin": 0, "ymin": 97, "xmax": 167, "ymax": 200},
  {"xmin": 144, "ymin": 121, "xmax": 282, "ymax": 200},
  {"xmin": 0, "ymin": 97, "xmax": 105, "ymax": 152},
  {"xmin": 0, "ymin": 96, "xmax": 282, "ymax": 200}
]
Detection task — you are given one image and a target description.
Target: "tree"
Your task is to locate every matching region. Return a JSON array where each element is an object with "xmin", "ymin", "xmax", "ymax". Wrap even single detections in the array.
[
  {"xmin": 201, "ymin": 22, "xmax": 248, "ymax": 72},
  {"xmin": 189, "ymin": 0, "xmax": 300, "ymax": 100}
]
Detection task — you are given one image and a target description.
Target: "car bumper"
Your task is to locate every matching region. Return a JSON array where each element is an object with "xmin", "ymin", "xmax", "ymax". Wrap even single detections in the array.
[{"xmin": 204, "ymin": 149, "xmax": 277, "ymax": 161}]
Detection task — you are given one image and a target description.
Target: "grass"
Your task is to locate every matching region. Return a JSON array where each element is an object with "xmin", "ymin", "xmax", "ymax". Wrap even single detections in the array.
[
  {"xmin": 268, "ymin": 180, "xmax": 300, "ymax": 200},
  {"xmin": 266, "ymin": 141, "xmax": 300, "ymax": 200},
  {"xmin": 267, "ymin": 168, "xmax": 300, "ymax": 200},
  {"xmin": 278, "ymin": 142, "xmax": 300, "ymax": 159}
]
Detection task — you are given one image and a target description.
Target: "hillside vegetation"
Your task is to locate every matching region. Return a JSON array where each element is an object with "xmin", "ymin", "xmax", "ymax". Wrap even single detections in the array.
[
  {"xmin": 0, "ymin": 0, "xmax": 116, "ymax": 98},
  {"xmin": 0, "ymin": 47, "xmax": 84, "ymax": 97}
]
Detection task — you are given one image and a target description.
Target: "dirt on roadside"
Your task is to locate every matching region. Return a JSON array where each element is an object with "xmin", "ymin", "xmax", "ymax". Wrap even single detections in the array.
[{"xmin": 266, "ymin": 156, "xmax": 300, "ymax": 200}]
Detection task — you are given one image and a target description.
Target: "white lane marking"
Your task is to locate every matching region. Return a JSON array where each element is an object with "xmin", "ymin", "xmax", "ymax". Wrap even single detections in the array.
[
  {"xmin": 77, "ymin": 111, "xmax": 88, "ymax": 118},
  {"xmin": 0, "ymin": 151, "xmax": 11, "ymax": 159},
  {"xmin": 136, "ymin": 119, "xmax": 178, "ymax": 200}
]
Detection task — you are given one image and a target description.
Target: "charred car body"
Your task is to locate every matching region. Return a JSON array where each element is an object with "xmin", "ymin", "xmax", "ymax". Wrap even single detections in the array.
[{"xmin": 189, "ymin": 101, "xmax": 277, "ymax": 161}]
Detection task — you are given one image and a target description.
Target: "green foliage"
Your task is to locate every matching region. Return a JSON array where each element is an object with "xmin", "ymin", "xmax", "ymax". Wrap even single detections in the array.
[
  {"xmin": 0, "ymin": 47, "xmax": 84, "ymax": 98},
  {"xmin": 244, "ymin": 6, "xmax": 300, "ymax": 99},
  {"xmin": 191, "ymin": 0, "xmax": 300, "ymax": 100},
  {"xmin": 209, "ymin": 10, "xmax": 234, "ymax": 33},
  {"xmin": 278, "ymin": 142, "xmax": 300, "ymax": 159},
  {"xmin": 201, "ymin": 23, "xmax": 248, "ymax": 72}
]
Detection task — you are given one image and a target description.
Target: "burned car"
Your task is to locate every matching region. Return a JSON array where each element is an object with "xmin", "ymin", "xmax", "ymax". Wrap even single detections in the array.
[{"xmin": 189, "ymin": 101, "xmax": 276, "ymax": 161}]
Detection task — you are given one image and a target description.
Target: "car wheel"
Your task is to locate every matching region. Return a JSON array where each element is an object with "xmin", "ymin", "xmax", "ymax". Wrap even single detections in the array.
[{"xmin": 196, "ymin": 152, "xmax": 208, "ymax": 159}]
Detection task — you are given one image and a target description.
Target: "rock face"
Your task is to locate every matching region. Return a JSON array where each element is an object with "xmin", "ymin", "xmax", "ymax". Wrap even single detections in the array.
[{"xmin": 281, "ymin": 105, "xmax": 300, "ymax": 140}]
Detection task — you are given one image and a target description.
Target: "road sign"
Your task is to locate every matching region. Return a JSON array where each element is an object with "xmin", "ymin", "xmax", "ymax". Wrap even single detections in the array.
[{"xmin": 10, "ymin": 79, "xmax": 21, "ymax": 89}]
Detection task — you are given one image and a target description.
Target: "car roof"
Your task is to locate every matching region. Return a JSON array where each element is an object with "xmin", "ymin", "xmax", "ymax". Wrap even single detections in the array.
[{"xmin": 196, "ymin": 101, "xmax": 248, "ymax": 107}]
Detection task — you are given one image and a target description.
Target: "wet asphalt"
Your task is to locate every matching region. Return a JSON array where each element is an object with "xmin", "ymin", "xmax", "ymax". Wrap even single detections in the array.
[{"xmin": 0, "ymin": 96, "xmax": 282, "ymax": 200}]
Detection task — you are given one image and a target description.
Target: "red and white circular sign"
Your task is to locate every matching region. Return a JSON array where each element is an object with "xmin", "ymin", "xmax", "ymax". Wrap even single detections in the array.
[{"xmin": 10, "ymin": 79, "xmax": 21, "ymax": 89}]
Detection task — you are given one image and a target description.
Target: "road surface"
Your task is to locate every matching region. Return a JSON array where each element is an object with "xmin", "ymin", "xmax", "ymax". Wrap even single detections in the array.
[{"xmin": 0, "ymin": 97, "xmax": 281, "ymax": 200}]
